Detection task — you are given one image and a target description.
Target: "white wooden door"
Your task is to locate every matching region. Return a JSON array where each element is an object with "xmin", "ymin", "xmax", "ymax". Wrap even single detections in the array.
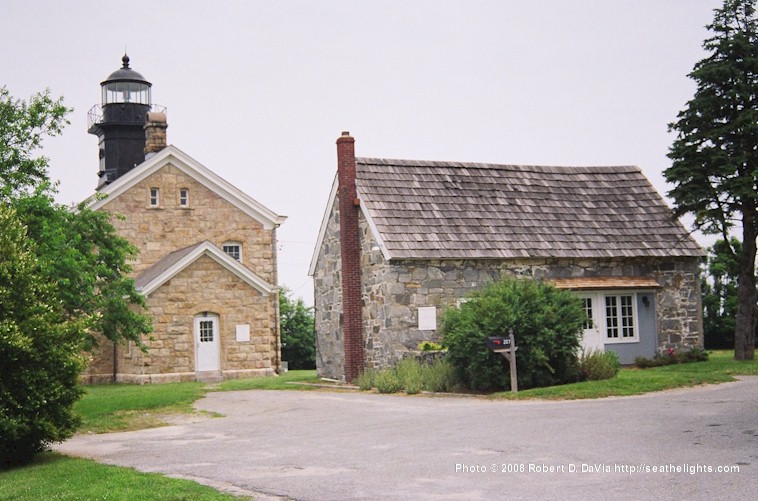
[
  {"xmin": 580, "ymin": 294, "xmax": 605, "ymax": 353},
  {"xmin": 195, "ymin": 314, "xmax": 220, "ymax": 372}
]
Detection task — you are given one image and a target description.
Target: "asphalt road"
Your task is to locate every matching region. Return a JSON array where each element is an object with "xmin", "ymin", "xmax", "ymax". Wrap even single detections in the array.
[{"xmin": 57, "ymin": 378, "xmax": 758, "ymax": 500}]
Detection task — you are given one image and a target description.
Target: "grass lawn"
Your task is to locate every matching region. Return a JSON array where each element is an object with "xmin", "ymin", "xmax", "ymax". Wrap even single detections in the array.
[
  {"xmin": 493, "ymin": 350, "xmax": 758, "ymax": 399},
  {"xmin": 0, "ymin": 452, "xmax": 247, "ymax": 501},
  {"xmin": 75, "ymin": 381, "xmax": 209, "ymax": 433},
  {"xmin": 215, "ymin": 369, "xmax": 320, "ymax": 392},
  {"xmin": 74, "ymin": 371, "xmax": 319, "ymax": 433}
]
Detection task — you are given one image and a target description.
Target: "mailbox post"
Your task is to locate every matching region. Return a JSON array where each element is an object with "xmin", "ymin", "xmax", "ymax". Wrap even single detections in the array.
[{"xmin": 486, "ymin": 329, "xmax": 518, "ymax": 393}]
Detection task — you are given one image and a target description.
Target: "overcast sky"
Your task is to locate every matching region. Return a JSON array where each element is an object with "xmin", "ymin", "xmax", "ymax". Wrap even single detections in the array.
[{"xmin": 3, "ymin": 0, "xmax": 722, "ymax": 305}]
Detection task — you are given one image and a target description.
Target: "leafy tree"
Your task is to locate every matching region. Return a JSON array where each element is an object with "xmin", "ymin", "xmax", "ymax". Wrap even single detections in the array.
[
  {"xmin": 0, "ymin": 206, "xmax": 86, "ymax": 466},
  {"xmin": 666, "ymin": 0, "xmax": 758, "ymax": 360},
  {"xmin": 701, "ymin": 238, "xmax": 758, "ymax": 348},
  {"xmin": 440, "ymin": 277, "xmax": 584, "ymax": 392},
  {"xmin": 0, "ymin": 88, "xmax": 152, "ymax": 464},
  {"xmin": 0, "ymin": 87, "xmax": 68, "ymax": 198},
  {"xmin": 1, "ymin": 88, "xmax": 151, "ymax": 350},
  {"xmin": 13, "ymin": 193, "xmax": 152, "ymax": 349},
  {"xmin": 279, "ymin": 288, "xmax": 316, "ymax": 370}
]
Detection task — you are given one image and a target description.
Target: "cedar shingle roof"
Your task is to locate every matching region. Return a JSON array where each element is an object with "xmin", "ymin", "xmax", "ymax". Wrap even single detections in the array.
[{"xmin": 355, "ymin": 158, "xmax": 703, "ymax": 260}]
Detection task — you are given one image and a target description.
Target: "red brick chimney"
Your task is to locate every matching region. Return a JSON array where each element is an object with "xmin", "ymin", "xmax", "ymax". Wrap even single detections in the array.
[{"xmin": 337, "ymin": 131, "xmax": 365, "ymax": 382}]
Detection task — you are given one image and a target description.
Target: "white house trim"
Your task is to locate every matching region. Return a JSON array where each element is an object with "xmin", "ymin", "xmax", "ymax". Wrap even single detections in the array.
[
  {"xmin": 307, "ymin": 175, "xmax": 392, "ymax": 276},
  {"xmin": 358, "ymin": 196, "xmax": 392, "ymax": 261},
  {"xmin": 87, "ymin": 145, "xmax": 286, "ymax": 230},
  {"xmin": 138, "ymin": 241, "xmax": 275, "ymax": 297}
]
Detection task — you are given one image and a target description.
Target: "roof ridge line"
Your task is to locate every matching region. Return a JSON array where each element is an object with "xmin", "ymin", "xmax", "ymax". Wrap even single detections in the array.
[{"xmin": 355, "ymin": 157, "xmax": 640, "ymax": 172}]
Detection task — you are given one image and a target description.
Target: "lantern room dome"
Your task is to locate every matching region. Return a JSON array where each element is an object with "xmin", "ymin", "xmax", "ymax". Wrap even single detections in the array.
[
  {"xmin": 100, "ymin": 54, "xmax": 152, "ymax": 106},
  {"xmin": 103, "ymin": 54, "xmax": 149, "ymax": 83}
]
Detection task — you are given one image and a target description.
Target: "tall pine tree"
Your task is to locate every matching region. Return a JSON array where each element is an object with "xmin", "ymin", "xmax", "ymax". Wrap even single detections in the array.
[{"xmin": 666, "ymin": 0, "xmax": 758, "ymax": 360}]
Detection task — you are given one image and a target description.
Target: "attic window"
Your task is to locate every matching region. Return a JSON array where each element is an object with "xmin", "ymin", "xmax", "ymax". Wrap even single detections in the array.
[
  {"xmin": 179, "ymin": 188, "xmax": 189, "ymax": 207},
  {"xmin": 222, "ymin": 242, "xmax": 241, "ymax": 261},
  {"xmin": 149, "ymin": 187, "xmax": 159, "ymax": 207}
]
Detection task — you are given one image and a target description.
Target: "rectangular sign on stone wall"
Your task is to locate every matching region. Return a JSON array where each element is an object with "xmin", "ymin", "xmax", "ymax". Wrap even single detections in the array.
[
  {"xmin": 418, "ymin": 307, "xmax": 437, "ymax": 331},
  {"xmin": 236, "ymin": 324, "xmax": 251, "ymax": 342}
]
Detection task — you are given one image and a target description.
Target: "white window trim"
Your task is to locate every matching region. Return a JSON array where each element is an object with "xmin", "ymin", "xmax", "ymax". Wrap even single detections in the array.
[
  {"xmin": 578, "ymin": 290, "xmax": 653, "ymax": 345},
  {"xmin": 602, "ymin": 290, "xmax": 643, "ymax": 345},
  {"xmin": 581, "ymin": 297, "xmax": 594, "ymax": 330},
  {"xmin": 222, "ymin": 241, "xmax": 242, "ymax": 262},
  {"xmin": 149, "ymin": 187, "xmax": 160, "ymax": 207},
  {"xmin": 179, "ymin": 188, "xmax": 189, "ymax": 207}
]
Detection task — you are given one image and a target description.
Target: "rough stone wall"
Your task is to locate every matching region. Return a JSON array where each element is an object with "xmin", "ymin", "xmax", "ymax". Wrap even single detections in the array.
[
  {"xmin": 652, "ymin": 259, "xmax": 704, "ymax": 350},
  {"xmin": 83, "ymin": 255, "xmax": 276, "ymax": 383},
  {"xmin": 362, "ymin": 255, "xmax": 704, "ymax": 369},
  {"xmin": 312, "ymin": 194, "xmax": 345, "ymax": 379},
  {"xmin": 101, "ymin": 163, "xmax": 275, "ymax": 282},
  {"xmin": 82, "ymin": 338, "xmax": 118, "ymax": 384}
]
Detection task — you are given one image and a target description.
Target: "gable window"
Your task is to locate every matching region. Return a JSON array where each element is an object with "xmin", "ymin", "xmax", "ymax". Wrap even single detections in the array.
[
  {"xmin": 605, "ymin": 294, "xmax": 635, "ymax": 340},
  {"xmin": 149, "ymin": 187, "xmax": 159, "ymax": 207},
  {"xmin": 222, "ymin": 242, "xmax": 241, "ymax": 261},
  {"xmin": 179, "ymin": 188, "xmax": 189, "ymax": 207}
]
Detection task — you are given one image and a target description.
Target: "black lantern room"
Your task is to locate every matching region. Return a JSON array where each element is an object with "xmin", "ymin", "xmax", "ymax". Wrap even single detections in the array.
[{"xmin": 88, "ymin": 54, "xmax": 152, "ymax": 189}]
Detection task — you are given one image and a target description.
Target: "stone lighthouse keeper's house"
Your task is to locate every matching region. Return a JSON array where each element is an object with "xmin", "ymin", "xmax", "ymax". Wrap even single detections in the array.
[
  {"xmin": 82, "ymin": 56, "xmax": 286, "ymax": 383},
  {"xmin": 310, "ymin": 132, "xmax": 704, "ymax": 382}
]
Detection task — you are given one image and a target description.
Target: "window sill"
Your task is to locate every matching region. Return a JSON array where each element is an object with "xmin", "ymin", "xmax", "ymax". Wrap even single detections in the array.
[{"xmin": 605, "ymin": 338, "xmax": 639, "ymax": 345}]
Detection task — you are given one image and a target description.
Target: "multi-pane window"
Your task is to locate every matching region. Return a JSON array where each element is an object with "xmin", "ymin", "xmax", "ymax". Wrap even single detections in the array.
[
  {"xmin": 179, "ymin": 188, "xmax": 189, "ymax": 207},
  {"xmin": 222, "ymin": 243, "xmax": 241, "ymax": 261},
  {"xmin": 605, "ymin": 295, "xmax": 635, "ymax": 339},
  {"xmin": 582, "ymin": 297, "xmax": 594, "ymax": 329},
  {"xmin": 149, "ymin": 187, "xmax": 159, "ymax": 207},
  {"xmin": 199, "ymin": 320, "xmax": 214, "ymax": 342}
]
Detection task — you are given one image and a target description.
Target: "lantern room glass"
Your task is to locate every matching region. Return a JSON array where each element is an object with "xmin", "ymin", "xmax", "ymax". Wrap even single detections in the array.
[{"xmin": 102, "ymin": 81, "xmax": 151, "ymax": 105}]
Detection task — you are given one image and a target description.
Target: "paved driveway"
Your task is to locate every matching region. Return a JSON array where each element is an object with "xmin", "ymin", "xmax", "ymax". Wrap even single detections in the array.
[{"xmin": 58, "ymin": 378, "xmax": 758, "ymax": 500}]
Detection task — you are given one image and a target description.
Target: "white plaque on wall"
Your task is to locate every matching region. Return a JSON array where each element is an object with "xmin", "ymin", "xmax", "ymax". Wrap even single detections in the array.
[
  {"xmin": 418, "ymin": 307, "xmax": 437, "ymax": 331},
  {"xmin": 235, "ymin": 324, "xmax": 251, "ymax": 342}
]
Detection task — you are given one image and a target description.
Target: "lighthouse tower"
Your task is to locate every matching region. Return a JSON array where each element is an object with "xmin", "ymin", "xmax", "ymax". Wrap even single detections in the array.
[{"xmin": 88, "ymin": 54, "xmax": 157, "ymax": 189}]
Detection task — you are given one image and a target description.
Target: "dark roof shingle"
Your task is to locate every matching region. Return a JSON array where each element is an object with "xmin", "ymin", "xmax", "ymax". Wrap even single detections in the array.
[{"xmin": 355, "ymin": 158, "xmax": 703, "ymax": 260}]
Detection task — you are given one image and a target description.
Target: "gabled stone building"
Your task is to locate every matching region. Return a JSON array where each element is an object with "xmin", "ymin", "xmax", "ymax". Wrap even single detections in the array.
[
  {"xmin": 82, "ymin": 56, "xmax": 285, "ymax": 383},
  {"xmin": 309, "ymin": 132, "xmax": 704, "ymax": 381}
]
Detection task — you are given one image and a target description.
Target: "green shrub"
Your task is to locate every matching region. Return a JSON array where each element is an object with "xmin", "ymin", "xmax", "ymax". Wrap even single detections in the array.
[
  {"xmin": 354, "ymin": 369, "xmax": 376, "ymax": 391},
  {"xmin": 677, "ymin": 347, "xmax": 709, "ymax": 363},
  {"xmin": 635, "ymin": 347, "xmax": 710, "ymax": 368},
  {"xmin": 421, "ymin": 359, "xmax": 458, "ymax": 392},
  {"xmin": 374, "ymin": 370, "xmax": 403, "ymax": 394},
  {"xmin": 418, "ymin": 341, "xmax": 444, "ymax": 351},
  {"xmin": 395, "ymin": 358, "xmax": 424, "ymax": 394},
  {"xmin": 580, "ymin": 350, "xmax": 621, "ymax": 381},
  {"xmin": 441, "ymin": 277, "xmax": 584, "ymax": 392},
  {"xmin": 0, "ymin": 207, "xmax": 86, "ymax": 467}
]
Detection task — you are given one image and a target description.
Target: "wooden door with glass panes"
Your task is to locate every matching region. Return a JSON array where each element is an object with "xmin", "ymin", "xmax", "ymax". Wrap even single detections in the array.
[
  {"xmin": 195, "ymin": 314, "xmax": 220, "ymax": 372},
  {"xmin": 580, "ymin": 294, "xmax": 605, "ymax": 352}
]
